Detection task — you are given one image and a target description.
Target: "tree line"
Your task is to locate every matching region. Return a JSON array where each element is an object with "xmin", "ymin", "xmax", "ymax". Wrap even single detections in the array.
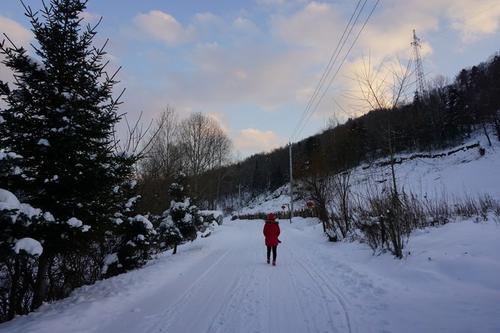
[{"xmin": 137, "ymin": 108, "xmax": 232, "ymax": 213}]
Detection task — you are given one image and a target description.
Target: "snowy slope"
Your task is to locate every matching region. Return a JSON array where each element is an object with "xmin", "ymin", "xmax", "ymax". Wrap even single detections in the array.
[
  {"xmin": 240, "ymin": 185, "xmax": 305, "ymax": 216},
  {"xmin": 351, "ymin": 134, "xmax": 500, "ymax": 201},
  {"xmin": 1, "ymin": 217, "xmax": 499, "ymax": 333},
  {"xmin": 243, "ymin": 133, "xmax": 500, "ymax": 215}
]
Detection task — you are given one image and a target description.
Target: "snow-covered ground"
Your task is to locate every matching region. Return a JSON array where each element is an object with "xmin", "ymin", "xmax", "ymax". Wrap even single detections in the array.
[
  {"xmin": 1, "ymin": 216, "xmax": 499, "ymax": 333},
  {"xmin": 351, "ymin": 134, "xmax": 500, "ymax": 201},
  {"xmin": 240, "ymin": 185, "xmax": 306, "ymax": 216}
]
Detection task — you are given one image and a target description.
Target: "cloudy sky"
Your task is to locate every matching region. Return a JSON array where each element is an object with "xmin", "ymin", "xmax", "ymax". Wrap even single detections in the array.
[{"xmin": 1, "ymin": 0, "xmax": 500, "ymax": 157}]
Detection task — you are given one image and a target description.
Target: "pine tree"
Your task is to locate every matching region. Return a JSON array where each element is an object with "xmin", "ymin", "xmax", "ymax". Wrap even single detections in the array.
[
  {"xmin": 0, "ymin": 0, "xmax": 136, "ymax": 310},
  {"xmin": 105, "ymin": 185, "xmax": 157, "ymax": 276},
  {"xmin": 157, "ymin": 214, "xmax": 183, "ymax": 254},
  {"xmin": 159, "ymin": 171, "xmax": 199, "ymax": 254}
]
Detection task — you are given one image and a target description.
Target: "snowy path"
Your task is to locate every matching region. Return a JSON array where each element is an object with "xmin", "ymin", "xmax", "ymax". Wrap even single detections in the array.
[
  {"xmin": 1, "ymin": 218, "xmax": 500, "ymax": 333},
  {"xmin": 102, "ymin": 220, "xmax": 356, "ymax": 333}
]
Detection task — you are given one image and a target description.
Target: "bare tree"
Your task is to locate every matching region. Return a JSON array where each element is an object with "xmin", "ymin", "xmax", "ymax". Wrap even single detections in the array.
[
  {"xmin": 136, "ymin": 107, "xmax": 180, "ymax": 213},
  {"xmin": 355, "ymin": 55, "xmax": 413, "ymax": 258},
  {"xmin": 328, "ymin": 171, "xmax": 352, "ymax": 239},
  {"xmin": 303, "ymin": 174, "xmax": 334, "ymax": 239},
  {"xmin": 177, "ymin": 112, "xmax": 232, "ymax": 198},
  {"xmin": 356, "ymin": 55, "xmax": 413, "ymax": 112},
  {"xmin": 140, "ymin": 107, "xmax": 180, "ymax": 179},
  {"xmin": 114, "ymin": 111, "xmax": 164, "ymax": 161}
]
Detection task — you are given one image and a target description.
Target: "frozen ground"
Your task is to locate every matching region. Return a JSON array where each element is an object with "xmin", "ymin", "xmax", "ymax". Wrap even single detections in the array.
[{"xmin": 1, "ymin": 216, "xmax": 499, "ymax": 333}]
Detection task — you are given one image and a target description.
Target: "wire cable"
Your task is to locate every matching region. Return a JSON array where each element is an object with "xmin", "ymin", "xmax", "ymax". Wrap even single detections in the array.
[
  {"xmin": 293, "ymin": 0, "xmax": 380, "ymax": 140},
  {"xmin": 289, "ymin": 0, "xmax": 366, "ymax": 141}
]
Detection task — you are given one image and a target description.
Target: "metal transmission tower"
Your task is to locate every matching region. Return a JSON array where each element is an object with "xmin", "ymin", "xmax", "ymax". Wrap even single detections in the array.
[{"xmin": 411, "ymin": 29, "xmax": 426, "ymax": 98}]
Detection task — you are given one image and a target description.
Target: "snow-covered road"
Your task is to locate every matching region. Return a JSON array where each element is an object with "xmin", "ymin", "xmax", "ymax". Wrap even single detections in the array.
[
  {"xmin": 100, "ymin": 219, "xmax": 356, "ymax": 333},
  {"xmin": 1, "ymin": 217, "xmax": 500, "ymax": 333}
]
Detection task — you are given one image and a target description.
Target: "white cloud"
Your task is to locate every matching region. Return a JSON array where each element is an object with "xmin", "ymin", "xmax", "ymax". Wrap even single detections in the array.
[
  {"xmin": 194, "ymin": 12, "xmax": 220, "ymax": 25},
  {"xmin": 256, "ymin": 0, "xmax": 288, "ymax": 5},
  {"xmin": 256, "ymin": 0, "xmax": 307, "ymax": 7},
  {"xmin": 207, "ymin": 111, "xmax": 231, "ymax": 134},
  {"xmin": 133, "ymin": 10, "xmax": 195, "ymax": 45},
  {"xmin": 273, "ymin": 1, "xmax": 342, "ymax": 51},
  {"xmin": 233, "ymin": 16, "xmax": 259, "ymax": 33},
  {"xmin": 0, "ymin": 16, "xmax": 33, "ymax": 85},
  {"xmin": 234, "ymin": 128, "xmax": 285, "ymax": 154},
  {"xmin": 443, "ymin": 0, "xmax": 500, "ymax": 42},
  {"xmin": 0, "ymin": 16, "xmax": 32, "ymax": 46},
  {"xmin": 79, "ymin": 11, "xmax": 101, "ymax": 25}
]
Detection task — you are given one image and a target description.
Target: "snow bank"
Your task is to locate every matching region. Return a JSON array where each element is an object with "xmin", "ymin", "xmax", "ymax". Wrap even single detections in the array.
[
  {"xmin": 0, "ymin": 151, "xmax": 22, "ymax": 160},
  {"xmin": 13, "ymin": 238, "xmax": 43, "ymax": 256},
  {"xmin": 67, "ymin": 217, "xmax": 83, "ymax": 228},
  {"xmin": 102, "ymin": 253, "xmax": 119, "ymax": 275},
  {"xmin": 132, "ymin": 215, "xmax": 155, "ymax": 232},
  {"xmin": 0, "ymin": 188, "xmax": 42, "ymax": 220},
  {"xmin": 0, "ymin": 188, "xmax": 21, "ymax": 210},
  {"xmin": 37, "ymin": 139, "xmax": 50, "ymax": 147},
  {"xmin": 199, "ymin": 210, "xmax": 224, "ymax": 225},
  {"xmin": 199, "ymin": 210, "xmax": 223, "ymax": 218}
]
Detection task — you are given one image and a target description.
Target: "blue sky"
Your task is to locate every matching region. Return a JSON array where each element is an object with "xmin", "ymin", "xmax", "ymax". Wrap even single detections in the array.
[{"xmin": 1, "ymin": 0, "xmax": 500, "ymax": 157}]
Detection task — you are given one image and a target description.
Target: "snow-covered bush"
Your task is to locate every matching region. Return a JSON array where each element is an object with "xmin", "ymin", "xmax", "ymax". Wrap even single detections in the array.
[
  {"xmin": 199, "ymin": 210, "xmax": 223, "ymax": 225},
  {"xmin": 0, "ymin": 189, "xmax": 45, "ymax": 320},
  {"xmin": 353, "ymin": 189, "xmax": 500, "ymax": 257},
  {"xmin": 154, "ymin": 172, "xmax": 200, "ymax": 254},
  {"xmin": 156, "ymin": 214, "xmax": 183, "ymax": 252},
  {"xmin": 103, "ymin": 213, "xmax": 156, "ymax": 276}
]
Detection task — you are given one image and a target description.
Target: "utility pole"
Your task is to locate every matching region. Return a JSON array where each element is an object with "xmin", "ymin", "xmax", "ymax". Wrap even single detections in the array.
[
  {"xmin": 289, "ymin": 143, "xmax": 294, "ymax": 224},
  {"xmin": 411, "ymin": 29, "xmax": 426, "ymax": 99},
  {"xmin": 238, "ymin": 183, "xmax": 241, "ymax": 219}
]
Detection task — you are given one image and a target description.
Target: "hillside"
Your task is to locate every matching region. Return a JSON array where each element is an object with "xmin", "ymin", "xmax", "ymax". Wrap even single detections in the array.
[{"xmin": 240, "ymin": 132, "xmax": 500, "ymax": 215}]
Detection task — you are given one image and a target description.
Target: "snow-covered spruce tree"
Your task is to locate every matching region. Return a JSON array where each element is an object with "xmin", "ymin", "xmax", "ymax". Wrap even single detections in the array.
[
  {"xmin": 0, "ymin": 0, "xmax": 138, "ymax": 311},
  {"xmin": 158, "ymin": 172, "xmax": 200, "ymax": 254},
  {"xmin": 102, "ymin": 184, "xmax": 157, "ymax": 277},
  {"xmin": 157, "ymin": 213, "xmax": 183, "ymax": 254}
]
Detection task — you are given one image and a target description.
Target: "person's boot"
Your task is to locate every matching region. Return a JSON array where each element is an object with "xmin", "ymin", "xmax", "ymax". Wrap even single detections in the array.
[
  {"xmin": 267, "ymin": 259, "xmax": 270, "ymax": 264},
  {"xmin": 272, "ymin": 261, "xmax": 276, "ymax": 266}
]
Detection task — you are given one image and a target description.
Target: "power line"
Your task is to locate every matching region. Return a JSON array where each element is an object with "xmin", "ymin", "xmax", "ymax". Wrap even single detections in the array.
[
  {"xmin": 289, "ymin": 0, "xmax": 366, "ymax": 141},
  {"xmin": 293, "ymin": 0, "xmax": 380, "ymax": 140}
]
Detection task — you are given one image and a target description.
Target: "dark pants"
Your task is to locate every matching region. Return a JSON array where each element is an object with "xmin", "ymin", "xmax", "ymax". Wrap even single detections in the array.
[{"xmin": 267, "ymin": 246, "xmax": 277, "ymax": 262}]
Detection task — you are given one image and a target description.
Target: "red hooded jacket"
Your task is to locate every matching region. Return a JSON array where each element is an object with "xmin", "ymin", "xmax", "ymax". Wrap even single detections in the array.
[{"xmin": 263, "ymin": 221, "xmax": 280, "ymax": 247}]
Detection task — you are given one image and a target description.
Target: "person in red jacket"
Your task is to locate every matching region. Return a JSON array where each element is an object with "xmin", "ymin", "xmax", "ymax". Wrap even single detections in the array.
[{"xmin": 263, "ymin": 213, "xmax": 281, "ymax": 266}]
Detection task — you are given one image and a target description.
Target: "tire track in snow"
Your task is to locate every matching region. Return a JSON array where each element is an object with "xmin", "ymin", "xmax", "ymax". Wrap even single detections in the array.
[
  {"xmin": 290, "ymin": 249, "xmax": 354, "ymax": 333},
  {"xmin": 285, "ymin": 258, "xmax": 318, "ymax": 333},
  {"xmin": 205, "ymin": 250, "xmax": 260, "ymax": 333},
  {"xmin": 204, "ymin": 272, "xmax": 247, "ymax": 333},
  {"xmin": 145, "ymin": 250, "xmax": 230, "ymax": 333}
]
